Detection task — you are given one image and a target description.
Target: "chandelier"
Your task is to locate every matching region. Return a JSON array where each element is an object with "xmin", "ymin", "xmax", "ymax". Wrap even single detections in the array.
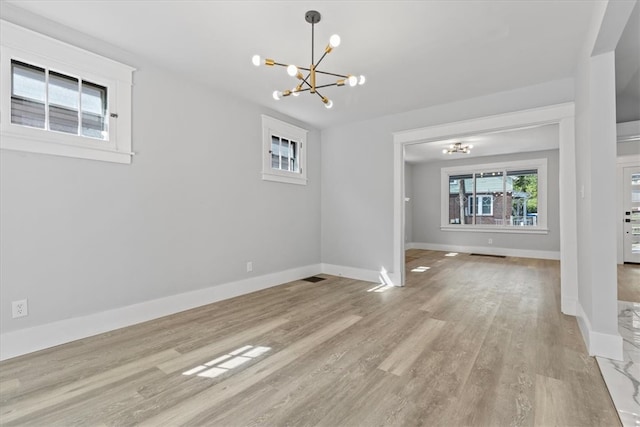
[
  {"xmin": 443, "ymin": 142, "xmax": 473, "ymax": 154},
  {"xmin": 252, "ymin": 10, "xmax": 365, "ymax": 109}
]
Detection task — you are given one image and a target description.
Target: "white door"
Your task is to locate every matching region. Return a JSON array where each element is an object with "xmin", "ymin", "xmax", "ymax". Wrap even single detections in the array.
[{"xmin": 623, "ymin": 166, "xmax": 640, "ymax": 263}]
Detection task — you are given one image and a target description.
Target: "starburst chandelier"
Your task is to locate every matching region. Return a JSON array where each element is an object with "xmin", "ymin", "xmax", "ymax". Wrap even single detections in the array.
[{"xmin": 252, "ymin": 10, "xmax": 365, "ymax": 109}]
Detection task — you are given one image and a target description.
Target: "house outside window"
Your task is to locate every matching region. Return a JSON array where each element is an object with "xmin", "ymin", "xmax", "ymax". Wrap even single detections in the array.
[{"xmin": 11, "ymin": 60, "xmax": 108, "ymax": 140}]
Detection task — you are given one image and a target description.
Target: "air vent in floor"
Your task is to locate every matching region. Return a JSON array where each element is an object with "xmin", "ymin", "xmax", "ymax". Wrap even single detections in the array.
[
  {"xmin": 302, "ymin": 276, "xmax": 326, "ymax": 283},
  {"xmin": 470, "ymin": 253, "xmax": 507, "ymax": 258}
]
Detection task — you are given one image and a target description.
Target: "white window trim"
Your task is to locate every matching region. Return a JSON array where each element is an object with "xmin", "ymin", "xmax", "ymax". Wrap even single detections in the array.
[
  {"xmin": 441, "ymin": 158, "xmax": 548, "ymax": 234},
  {"xmin": 261, "ymin": 115, "xmax": 308, "ymax": 185},
  {"xmin": 0, "ymin": 20, "xmax": 135, "ymax": 164}
]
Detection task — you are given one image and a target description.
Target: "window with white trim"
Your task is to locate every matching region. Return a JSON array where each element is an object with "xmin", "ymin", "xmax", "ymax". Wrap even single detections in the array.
[
  {"xmin": 1, "ymin": 20, "xmax": 134, "ymax": 164},
  {"xmin": 262, "ymin": 115, "xmax": 307, "ymax": 185},
  {"xmin": 441, "ymin": 159, "xmax": 548, "ymax": 233}
]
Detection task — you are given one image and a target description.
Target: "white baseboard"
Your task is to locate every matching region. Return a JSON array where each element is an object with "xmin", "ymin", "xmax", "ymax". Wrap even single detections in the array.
[
  {"xmin": 0, "ymin": 264, "xmax": 322, "ymax": 361},
  {"xmin": 576, "ymin": 302, "xmax": 623, "ymax": 361},
  {"xmin": 406, "ymin": 242, "xmax": 560, "ymax": 260},
  {"xmin": 321, "ymin": 263, "xmax": 381, "ymax": 284},
  {"xmin": 561, "ymin": 297, "xmax": 577, "ymax": 316}
]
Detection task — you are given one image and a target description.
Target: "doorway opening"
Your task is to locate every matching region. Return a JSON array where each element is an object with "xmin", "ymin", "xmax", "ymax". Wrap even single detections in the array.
[{"xmin": 392, "ymin": 103, "xmax": 578, "ymax": 316}]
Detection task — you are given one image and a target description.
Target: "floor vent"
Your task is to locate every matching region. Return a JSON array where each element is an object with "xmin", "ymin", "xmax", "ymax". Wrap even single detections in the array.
[
  {"xmin": 302, "ymin": 276, "xmax": 326, "ymax": 283},
  {"xmin": 470, "ymin": 253, "xmax": 507, "ymax": 258}
]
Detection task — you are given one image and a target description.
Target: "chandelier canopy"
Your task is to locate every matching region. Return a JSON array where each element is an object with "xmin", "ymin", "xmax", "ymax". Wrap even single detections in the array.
[
  {"xmin": 252, "ymin": 10, "xmax": 365, "ymax": 109},
  {"xmin": 443, "ymin": 142, "xmax": 473, "ymax": 155}
]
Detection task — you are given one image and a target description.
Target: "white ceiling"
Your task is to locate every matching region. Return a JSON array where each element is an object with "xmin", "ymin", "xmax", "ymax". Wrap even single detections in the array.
[
  {"xmin": 2, "ymin": 0, "xmax": 618, "ymax": 130},
  {"xmin": 404, "ymin": 123, "xmax": 559, "ymax": 164}
]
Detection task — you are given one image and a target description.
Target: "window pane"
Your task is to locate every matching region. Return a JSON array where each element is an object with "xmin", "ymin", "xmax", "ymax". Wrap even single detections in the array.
[
  {"xmin": 271, "ymin": 136, "xmax": 280, "ymax": 169},
  {"xmin": 11, "ymin": 61, "xmax": 45, "ymax": 128},
  {"xmin": 291, "ymin": 141, "xmax": 298, "ymax": 172},
  {"xmin": 49, "ymin": 72, "xmax": 79, "ymax": 134},
  {"xmin": 270, "ymin": 133, "xmax": 300, "ymax": 174},
  {"xmin": 475, "ymin": 171, "xmax": 501, "ymax": 224},
  {"xmin": 81, "ymin": 81, "xmax": 107, "ymax": 139},
  {"xmin": 281, "ymin": 139, "xmax": 290, "ymax": 171},
  {"xmin": 507, "ymin": 170, "xmax": 538, "ymax": 226},
  {"xmin": 449, "ymin": 174, "xmax": 472, "ymax": 224}
]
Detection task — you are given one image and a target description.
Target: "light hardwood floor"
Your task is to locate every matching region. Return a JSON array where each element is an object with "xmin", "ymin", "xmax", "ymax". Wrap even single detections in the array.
[{"xmin": 0, "ymin": 250, "xmax": 620, "ymax": 426}]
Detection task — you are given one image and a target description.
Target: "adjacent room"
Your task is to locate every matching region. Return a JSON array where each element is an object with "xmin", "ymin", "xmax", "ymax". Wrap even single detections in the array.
[{"xmin": 1, "ymin": 1, "xmax": 638, "ymax": 425}]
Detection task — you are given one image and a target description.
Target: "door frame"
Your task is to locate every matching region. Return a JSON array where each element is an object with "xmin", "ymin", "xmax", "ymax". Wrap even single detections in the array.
[
  {"xmin": 392, "ymin": 103, "xmax": 579, "ymax": 315},
  {"xmin": 617, "ymin": 156, "xmax": 640, "ymax": 264}
]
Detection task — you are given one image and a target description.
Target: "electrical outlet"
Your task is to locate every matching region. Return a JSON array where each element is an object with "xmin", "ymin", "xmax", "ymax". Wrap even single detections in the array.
[
  {"xmin": 246, "ymin": 261, "xmax": 253, "ymax": 272},
  {"xmin": 12, "ymin": 299, "xmax": 28, "ymax": 318}
]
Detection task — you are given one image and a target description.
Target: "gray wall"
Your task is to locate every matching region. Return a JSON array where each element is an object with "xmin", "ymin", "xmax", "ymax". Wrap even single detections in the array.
[
  {"xmin": 617, "ymin": 140, "xmax": 640, "ymax": 156},
  {"xmin": 409, "ymin": 149, "xmax": 560, "ymax": 252},
  {"xmin": 0, "ymin": 10, "xmax": 321, "ymax": 334},
  {"xmin": 321, "ymin": 79, "xmax": 574, "ymax": 275}
]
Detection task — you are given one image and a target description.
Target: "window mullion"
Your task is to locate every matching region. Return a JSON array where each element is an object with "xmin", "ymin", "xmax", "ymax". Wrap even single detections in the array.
[
  {"xmin": 503, "ymin": 169, "xmax": 507, "ymax": 226},
  {"xmin": 472, "ymin": 173, "xmax": 477, "ymax": 225},
  {"xmin": 289, "ymin": 141, "xmax": 294, "ymax": 172},
  {"xmin": 44, "ymin": 68, "xmax": 50, "ymax": 131},
  {"xmin": 78, "ymin": 79, "xmax": 82, "ymax": 137}
]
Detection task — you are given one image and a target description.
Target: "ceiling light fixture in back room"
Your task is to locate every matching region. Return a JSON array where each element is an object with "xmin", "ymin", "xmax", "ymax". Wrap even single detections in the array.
[
  {"xmin": 443, "ymin": 142, "xmax": 473, "ymax": 154},
  {"xmin": 252, "ymin": 10, "xmax": 365, "ymax": 109}
]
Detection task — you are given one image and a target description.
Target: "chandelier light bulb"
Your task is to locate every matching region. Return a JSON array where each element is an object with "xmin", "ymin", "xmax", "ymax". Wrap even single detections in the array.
[
  {"xmin": 292, "ymin": 87, "xmax": 300, "ymax": 96},
  {"xmin": 287, "ymin": 65, "xmax": 298, "ymax": 76},
  {"xmin": 468, "ymin": 144, "xmax": 473, "ymax": 149},
  {"xmin": 325, "ymin": 99, "xmax": 333, "ymax": 109},
  {"xmin": 442, "ymin": 149, "xmax": 448, "ymax": 154},
  {"xmin": 358, "ymin": 75, "xmax": 366, "ymax": 85},
  {"xmin": 329, "ymin": 34, "xmax": 341, "ymax": 48},
  {"xmin": 347, "ymin": 75, "xmax": 358, "ymax": 87},
  {"xmin": 252, "ymin": 55, "xmax": 261, "ymax": 67},
  {"xmin": 272, "ymin": 90, "xmax": 282, "ymax": 100}
]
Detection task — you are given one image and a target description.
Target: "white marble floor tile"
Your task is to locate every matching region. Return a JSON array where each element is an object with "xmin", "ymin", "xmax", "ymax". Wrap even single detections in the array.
[{"xmin": 596, "ymin": 301, "xmax": 640, "ymax": 427}]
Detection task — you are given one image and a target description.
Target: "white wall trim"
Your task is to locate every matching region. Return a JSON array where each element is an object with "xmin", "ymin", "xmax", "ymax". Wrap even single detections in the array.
[
  {"xmin": 394, "ymin": 103, "xmax": 575, "ymax": 145},
  {"xmin": 406, "ymin": 242, "xmax": 560, "ymax": 260},
  {"xmin": 559, "ymin": 117, "xmax": 579, "ymax": 318},
  {"xmin": 576, "ymin": 302, "xmax": 623, "ymax": 361},
  {"xmin": 321, "ymin": 263, "xmax": 382, "ymax": 284},
  {"xmin": 0, "ymin": 264, "xmax": 322, "ymax": 361},
  {"xmin": 561, "ymin": 297, "xmax": 577, "ymax": 316}
]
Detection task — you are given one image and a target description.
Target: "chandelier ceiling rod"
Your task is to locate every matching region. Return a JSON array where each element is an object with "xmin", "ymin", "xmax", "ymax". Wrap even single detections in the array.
[{"xmin": 252, "ymin": 10, "xmax": 365, "ymax": 109}]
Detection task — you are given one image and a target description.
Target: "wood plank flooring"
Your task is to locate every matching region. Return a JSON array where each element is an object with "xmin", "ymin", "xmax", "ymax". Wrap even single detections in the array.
[{"xmin": 0, "ymin": 250, "xmax": 620, "ymax": 426}]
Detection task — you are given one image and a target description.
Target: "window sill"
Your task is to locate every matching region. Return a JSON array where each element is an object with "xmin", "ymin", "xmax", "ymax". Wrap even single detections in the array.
[
  {"xmin": 262, "ymin": 172, "xmax": 307, "ymax": 186},
  {"xmin": 440, "ymin": 225, "xmax": 549, "ymax": 235},
  {"xmin": 1, "ymin": 132, "xmax": 134, "ymax": 164}
]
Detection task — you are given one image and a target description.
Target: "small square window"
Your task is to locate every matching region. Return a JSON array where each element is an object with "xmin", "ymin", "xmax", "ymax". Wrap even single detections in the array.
[{"xmin": 262, "ymin": 115, "xmax": 308, "ymax": 185}]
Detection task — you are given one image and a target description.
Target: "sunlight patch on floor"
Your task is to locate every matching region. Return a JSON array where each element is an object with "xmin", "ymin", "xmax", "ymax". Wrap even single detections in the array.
[
  {"xmin": 182, "ymin": 345, "xmax": 271, "ymax": 379},
  {"xmin": 367, "ymin": 284, "xmax": 394, "ymax": 293}
]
